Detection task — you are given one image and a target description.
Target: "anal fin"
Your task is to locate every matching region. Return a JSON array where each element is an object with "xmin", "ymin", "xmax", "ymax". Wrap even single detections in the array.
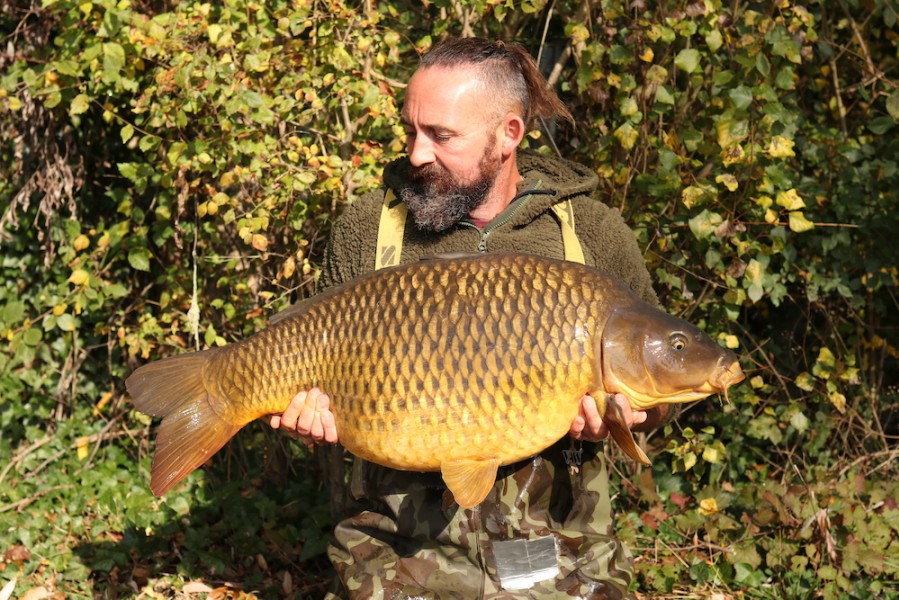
[{"xmin": 441, "ymin": 458, "xmax": 501, "ymax": 508}]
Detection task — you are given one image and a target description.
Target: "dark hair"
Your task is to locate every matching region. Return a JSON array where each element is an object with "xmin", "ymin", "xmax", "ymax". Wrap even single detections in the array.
[{"xmin": 418, "ymin": 37, "xmax": 574, "ymax": 127}]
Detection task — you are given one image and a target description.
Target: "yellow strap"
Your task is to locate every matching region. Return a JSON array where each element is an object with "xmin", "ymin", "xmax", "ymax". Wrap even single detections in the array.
[
  {"xmin": 375, "ymin": 188, "xmax": 406, "ymax": 271},
  {"xmin": 551, "ymin": 200, "xmax": 586, "ymax": 265},
  {"xmin": 376, "ymin": 190, "xmax": 585, "ymax": 268}
]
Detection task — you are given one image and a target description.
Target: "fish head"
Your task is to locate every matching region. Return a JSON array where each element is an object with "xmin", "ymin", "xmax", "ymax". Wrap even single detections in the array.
[{"xmin": 599, "ymin": 304, "xmax": 745, "ymax": 409}]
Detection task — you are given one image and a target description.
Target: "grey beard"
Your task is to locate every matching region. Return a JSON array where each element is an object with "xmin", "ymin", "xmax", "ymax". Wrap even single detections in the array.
[{"xmin": 400, "ymin": 179, "xmax": 492, "ymax": 232}]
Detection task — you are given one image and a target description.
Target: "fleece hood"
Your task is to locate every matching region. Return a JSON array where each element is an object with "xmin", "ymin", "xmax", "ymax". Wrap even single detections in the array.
[{"xmin": 382, "ymin": 149, "xmax": 600, "ymax": 229}]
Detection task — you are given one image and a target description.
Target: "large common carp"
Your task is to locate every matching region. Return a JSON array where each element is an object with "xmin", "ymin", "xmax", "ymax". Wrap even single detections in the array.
[{"xmin": 127, "ymin": 252, "xmax": 744, "ymax": 507}]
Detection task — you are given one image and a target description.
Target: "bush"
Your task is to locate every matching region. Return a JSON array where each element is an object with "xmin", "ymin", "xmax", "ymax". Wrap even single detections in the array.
[{"xmin": 1, "ymin": 0, "xmax": 896, "ymax": 596}]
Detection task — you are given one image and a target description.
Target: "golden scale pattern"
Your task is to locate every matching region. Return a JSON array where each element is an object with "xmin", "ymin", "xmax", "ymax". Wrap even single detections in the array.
[{"xmin": 210, "ymin": 254, "xmax": 615, "ymax": 471}]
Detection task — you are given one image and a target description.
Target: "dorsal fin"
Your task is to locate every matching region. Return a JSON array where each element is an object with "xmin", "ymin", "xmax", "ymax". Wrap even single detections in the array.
[
  {"xmin": 268, "ymin": 296, "xmax": 317, "ymax": 326},
  {"xmin": 441, "ymin": 458, "xmax": 501, "ymax": 508}
]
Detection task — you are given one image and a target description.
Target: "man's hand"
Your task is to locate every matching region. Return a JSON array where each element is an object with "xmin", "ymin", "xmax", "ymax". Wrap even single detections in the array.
[
  {"xmin": 568, "ymin": 393, "xmax": 648, "ymax": 442},
  {"xmin": 269, "ymin": 388, "xmax": 339, "ymax": 447}
]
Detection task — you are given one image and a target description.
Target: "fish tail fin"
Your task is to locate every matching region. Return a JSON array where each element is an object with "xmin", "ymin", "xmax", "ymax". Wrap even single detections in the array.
[{"xmin": 126, "ymin": 350, "xmax": 242, "ymax": 496}]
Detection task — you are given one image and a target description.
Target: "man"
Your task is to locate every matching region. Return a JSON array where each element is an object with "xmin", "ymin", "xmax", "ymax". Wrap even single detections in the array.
[{"xmin": 271, "ymin": 38, "xmax": 670, "ymax": 599}]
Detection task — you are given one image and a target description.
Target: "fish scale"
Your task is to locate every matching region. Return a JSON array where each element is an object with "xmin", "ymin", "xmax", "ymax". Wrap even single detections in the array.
[{"xmin": 127, "ymin": 252, "xmax": 744, "ymax": 507}]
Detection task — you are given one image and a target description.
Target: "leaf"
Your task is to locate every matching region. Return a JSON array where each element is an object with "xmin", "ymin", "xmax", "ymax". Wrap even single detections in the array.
[
  {"xmin": 128, "ymin": 247, "xmax": 151, "ymax": 271},
  {"xmin": 102, "ymin": 42, "xmax": 125, "ymax": 83},
  {"xmin": 68, "ymin": 268, "xmax": 90, "ymax": 286},
  {"xmin": 70, "ymin": 93, "xmax": 91, "ymax": 116},
  {"xmin": 23, "ymin": 328, "xmax": 42, "ymax": 346},
  {"xmin": 681, "ymin": 451, "xmax": 697, "ymax": 471},
  {"xmin": 729, "ymin": 85, "xmax": 753, "ymax": 110},
  {"xmin": 868, "ymin": 116, "xmax": 894, "ymax": 134},
  {"xmin": 706, "ymin": 29, "xmax": 723, "ymax": 52},
  {"xmin": 120, "ymin": 124, "xmax": 134, "ymax": 144},
  {"xmin": 698, "ymin": 497, "xmax": 719, "ymax": 515},
  {"xmin": 655, "ymin": 85, "xmax": 675, "ymax": 105},
  {"xmin": 2, "ymin": 300, "xmax": 25, "ymax": 324},
  {"xmin": 612, "ymin": 122, "xmax": 638, "ymax": 150},
  {"xmin": 776, "ymin": 188, "xmax": 805, "ymax": 210},
  {"xmin": 788, "ymin": 211, "xmax": 815, "ymax": 232},
  {"xmin": 183, "ymin": 582, "xmax": 214, "ymax": 593},
  {"xmin": 790, "ymin": 411, "xmax": 810, "ymax": 433},
  {"xmin": 76, "ymin": 436, "xmax": 90, "ymax": 461},
  {"xmin": 716, "ymin": 173, "xmax": 739, "ymax": 191},
  {"xmin": 766, "ymin": 135, "xmax": 795, "ymax": 158},
  {"xmin": 674, "ymin": 48, "xmax": 701, "ymax": 73},
  {"xmin": 887, "ymin": 90, "xmax": 899, "ymax": 120},
  {"xmin": 56, "ymin": 313, "xmax": 76, "ymax": 332},
  {"xmin": 688, "ymin": 209, "xmax": 723, "ymax": 239},
  {"xmin": 795, "ymin": 372, "xmax": 816, "ymax": 391}
]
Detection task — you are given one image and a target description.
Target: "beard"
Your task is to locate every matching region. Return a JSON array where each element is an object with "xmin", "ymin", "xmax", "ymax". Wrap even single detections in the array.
[{"xmin": 400, "ymin": 141, "xmax": 501, "ymax": 232}]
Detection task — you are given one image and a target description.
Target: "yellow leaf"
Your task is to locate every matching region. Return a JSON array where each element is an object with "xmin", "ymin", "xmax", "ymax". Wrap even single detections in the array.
[
  {"xmin": 721, "ymin": 144, "xmax": 745, "ymax": 166},
  {"xmin": 73, "ymin": 234, "xmax": 90, "ymax": 251},
  {"xmin": 716, "ymin": 173, "xmax": 739, "ymax": 192},
  {"xmin": 613, "ymin": 123, "xmax": 638, "ymax": 151},
  {"xmin": 698, "ymin": 497, "xmax": 719, "ymax": 515},
  {"xmin": 681, "ymin": 186, "xmax": 706, "ymax": 209},
  {"xmin": 789, "ymin": 211, "xmax": 815, "ymax": 232},
  {"xmin": 776, "ymin": 188, "xmax": 805, "ymax": 210},
  {"xmin": 725, "ymin": 335, "xmax": 740, "ymax": 349},
  {"xmin": 52, "ymin": 304, "xmax": 66, "ymax": 317},
  {"xmin": 754, "ymin": 195, "xmax": 773, "ymax": 208},
  {"xmin": 766, "ymin": 135, "xmax": 795, "ymax": 158},
  {"xmin": 639, "ymin": 48, "xmax": 654, "ymax": 62},
  {"xmin": 829, "ymin": 391, "xmax": 847, "ymax": 414},
  {"xmin": 702, "ymin": 445, "xmax": 721, "ymax": 463},
  {"xmin": 208, "ymin": 24, "xmax": 222, "ymax": 44},
  {"xmin": 68, "ymin": 268, "xmax": 90, "ymax": 286},
  {"xmin": 94, "ymin": 390, "xmax": 114, "ymax": 416},
  {"xmin": 251, "ymin": 233, "xmax": 269, "ymax": 252},
  {"xmin": 76, "ymin": 436, "xmax": 90, "ymax": 461}
]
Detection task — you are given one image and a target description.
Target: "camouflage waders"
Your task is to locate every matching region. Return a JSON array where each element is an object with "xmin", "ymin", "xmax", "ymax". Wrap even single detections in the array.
[{"xmin": 324, "ymin": 440, "xmax": 634, "ymax": 599}]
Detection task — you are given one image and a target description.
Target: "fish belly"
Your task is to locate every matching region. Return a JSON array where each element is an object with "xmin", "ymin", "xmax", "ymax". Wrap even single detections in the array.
[{"xmin": 302, "ymin": 255, "xmax": 601, "ymax": 471}]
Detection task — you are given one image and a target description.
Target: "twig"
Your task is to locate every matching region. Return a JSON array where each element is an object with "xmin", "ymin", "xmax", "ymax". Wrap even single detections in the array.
[
  {"xmin": 0, "ymin": 485, "xmax": 75, "ymax": 514},
  {"xmin": 0, "ymin": 435, "xmax": 53, "ymax": 486}
]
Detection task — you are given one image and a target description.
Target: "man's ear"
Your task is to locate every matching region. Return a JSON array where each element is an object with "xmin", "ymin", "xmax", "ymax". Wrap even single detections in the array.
[{"xmin": 500, "ymin": 114, "xmax": 526, "ymax": 158}]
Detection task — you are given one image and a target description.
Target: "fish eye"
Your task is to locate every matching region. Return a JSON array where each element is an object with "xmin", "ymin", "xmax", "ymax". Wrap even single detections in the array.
[{"xmin": 670, "ymin": 333, "xmax": 689, "ymax": 351}]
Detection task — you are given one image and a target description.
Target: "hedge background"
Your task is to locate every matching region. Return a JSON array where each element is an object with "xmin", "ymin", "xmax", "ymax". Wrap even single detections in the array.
[{"xmin": 1, "ymin": 0, "xmax": 897, "ymax": 597}]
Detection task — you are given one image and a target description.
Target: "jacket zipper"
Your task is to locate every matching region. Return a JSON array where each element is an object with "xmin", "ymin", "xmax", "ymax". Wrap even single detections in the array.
[{"xmin": 462, "ymin": 190, "xmax": 549, "ymax": 252}]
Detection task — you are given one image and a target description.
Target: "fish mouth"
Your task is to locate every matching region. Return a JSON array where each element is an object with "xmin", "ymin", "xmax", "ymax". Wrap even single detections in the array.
[
  {"xmin": 612, "ymin": 357, "xmax": 746, "ymax": 409},
  {"xmin": 714, "ymin": 359, "xmax": 745, "ymax": 390}
]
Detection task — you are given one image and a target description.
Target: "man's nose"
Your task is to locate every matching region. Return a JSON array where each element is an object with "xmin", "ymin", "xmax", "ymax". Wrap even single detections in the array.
[{"xmin": 407, "ymin": 135, "xmax": 435, "ymax": 167}]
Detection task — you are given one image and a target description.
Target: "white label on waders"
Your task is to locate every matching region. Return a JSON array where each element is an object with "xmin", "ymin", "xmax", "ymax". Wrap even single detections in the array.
[{"xmin": 492, "ymin": 535, "xmax": 560, "ymax": 590}]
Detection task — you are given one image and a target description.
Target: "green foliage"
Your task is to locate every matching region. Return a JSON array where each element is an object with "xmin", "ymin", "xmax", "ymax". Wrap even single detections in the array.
[{"xmin": 1, "ymin": 0, "xmax": 897, "ymax": 597}]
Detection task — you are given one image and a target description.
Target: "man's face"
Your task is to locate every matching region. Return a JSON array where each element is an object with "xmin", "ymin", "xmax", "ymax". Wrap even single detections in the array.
[{"xmin": 399, "ymin": 65, "xmax": 503, "ymax": 232}]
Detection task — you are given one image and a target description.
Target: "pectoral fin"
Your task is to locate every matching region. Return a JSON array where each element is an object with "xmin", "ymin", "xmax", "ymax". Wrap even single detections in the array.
[
  {"xmin": 596, "ymin": 394, "xmax": 652, "ymax": 466},
  {"xmin": 441, "ymin": 458, "xmax": 501, "ymax": 508}
]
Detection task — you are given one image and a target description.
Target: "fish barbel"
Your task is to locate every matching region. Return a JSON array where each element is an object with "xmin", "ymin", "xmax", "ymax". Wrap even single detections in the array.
[{"xmin": 126, "ymin": 252, "xmax": 744, "ymax": 507}]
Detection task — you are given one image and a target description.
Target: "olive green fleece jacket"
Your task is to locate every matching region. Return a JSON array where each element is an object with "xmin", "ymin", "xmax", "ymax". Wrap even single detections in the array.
[{"xmin": 317, "ymin": 149, "xmax": 658, "ymax": 308}]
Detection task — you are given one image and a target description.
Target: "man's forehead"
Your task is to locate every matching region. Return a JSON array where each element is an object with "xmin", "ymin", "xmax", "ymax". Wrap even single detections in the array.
[{"xmin": 401, "ymin": 65, "xmax": 488, "ymax": 123}]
